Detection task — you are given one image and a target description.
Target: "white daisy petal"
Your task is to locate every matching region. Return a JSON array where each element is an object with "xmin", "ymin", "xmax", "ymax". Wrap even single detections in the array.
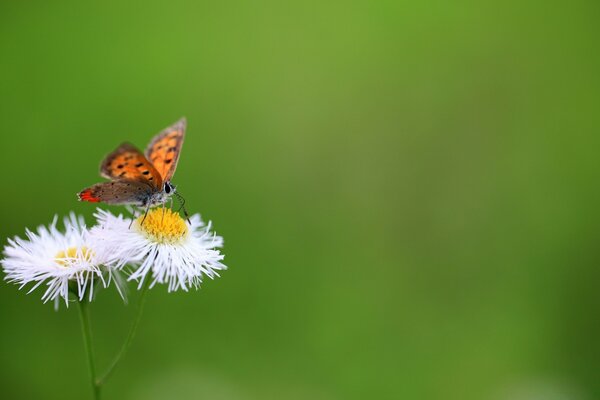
[
  {"xmin": 91, "ymin": 208, "xmax": 226, "ymax": 292},
  {"xmin": 1, "ymin": 213, "xmax": 113, "ymax": 307}
]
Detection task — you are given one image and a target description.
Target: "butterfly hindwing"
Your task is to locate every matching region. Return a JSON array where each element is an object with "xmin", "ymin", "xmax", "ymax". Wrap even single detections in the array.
[
  {"xmin": 145, "ymin": 118, "xmax": 186, "ymax": 182},
  {"xmin": 78, "ymin": 181, "xmax": 152, "ymax": 205},
  {"xmin": 100, "ymin": 142, "xmax": 162, "ymax": 189}
]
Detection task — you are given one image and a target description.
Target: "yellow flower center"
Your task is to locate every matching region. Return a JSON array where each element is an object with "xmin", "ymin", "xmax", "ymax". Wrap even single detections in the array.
[
  {"xmin": 55, "ymin": 247, "xmax": 94, "ymax": 267},
  {"xmin": 135, "ymin": 208, "xmax": 188, "ymax": 244}
]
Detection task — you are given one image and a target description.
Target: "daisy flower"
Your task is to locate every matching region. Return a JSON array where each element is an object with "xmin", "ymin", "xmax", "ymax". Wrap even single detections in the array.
[
  {"xmin": 92, "ymin": 208, "xmax": 226, "ymax": 292},
  {"xmin": 1, "ymin": 213, "xmax": 112, "ymax": 307}
]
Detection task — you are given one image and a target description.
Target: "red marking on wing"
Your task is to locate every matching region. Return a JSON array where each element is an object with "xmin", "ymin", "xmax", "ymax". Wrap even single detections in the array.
[{"xmin": 78, "ymin": 189, "xmax": 100, "ymax": 203}]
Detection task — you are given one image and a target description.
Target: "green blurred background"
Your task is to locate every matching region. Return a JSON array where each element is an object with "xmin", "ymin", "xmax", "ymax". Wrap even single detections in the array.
[{"xmin": 1, "ymin": 1, "xmax": 599, "ymax": 399}]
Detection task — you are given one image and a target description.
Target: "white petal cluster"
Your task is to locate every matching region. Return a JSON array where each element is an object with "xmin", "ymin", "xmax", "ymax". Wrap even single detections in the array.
[
  {"xmin": 2, "ymin": 214, "xmax": 107, "ymax": 307},
  {"xmin": 1, "ymin": 208, "xmax": 227, "ymax": 307},
  {"xmin": 92, "ymin": 209, "xmax": 226, "ymax": 292}
]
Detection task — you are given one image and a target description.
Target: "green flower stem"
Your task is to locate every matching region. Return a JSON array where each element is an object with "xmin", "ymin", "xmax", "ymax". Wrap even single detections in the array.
[
  {"xmin": 78, "ymin": 300, "xmax": 101, "ymax": 400},
  {"xmin": 96, "ymin": 278, "xmax": 151, "ymax": 387}
]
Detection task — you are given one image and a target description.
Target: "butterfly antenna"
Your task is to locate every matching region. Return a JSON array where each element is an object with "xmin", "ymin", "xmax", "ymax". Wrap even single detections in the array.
[{"xmin": 175, "ymin": 192, "xmax": 191, "ymax": 224}]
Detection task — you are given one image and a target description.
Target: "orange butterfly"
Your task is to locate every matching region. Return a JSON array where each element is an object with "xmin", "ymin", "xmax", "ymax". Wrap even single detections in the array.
[{"xmin": 78, "ymin": 118, "xmax": 187, "ymax": 216}]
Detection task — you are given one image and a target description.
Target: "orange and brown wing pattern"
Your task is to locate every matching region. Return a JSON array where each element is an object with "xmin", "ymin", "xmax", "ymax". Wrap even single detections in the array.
[
  {"xmin": 100, "ymin": 142, "xmax": 162, "ymax": 189},
  {"xmin": 145, "ymin": 118, "xmax": 186, "ymax": 182}
]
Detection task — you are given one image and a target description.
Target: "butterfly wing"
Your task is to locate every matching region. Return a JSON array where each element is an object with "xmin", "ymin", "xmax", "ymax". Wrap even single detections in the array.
[
  {"xmin": 100, "ymin": 142, "xmax": 163, "ymax": 189},
  {"xmin": 145, "ymin": 118, "xmax": 186, "ymax": 182},
  {"xmin": 78, "ymin": 181, "xmax": 152, "ymax": 205}
]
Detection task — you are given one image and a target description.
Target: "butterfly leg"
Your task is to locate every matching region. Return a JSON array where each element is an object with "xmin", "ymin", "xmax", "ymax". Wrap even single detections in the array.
[
  {"xmin": 165, "ymin": 197, "xmax": 175, "ymax": 224},
  {"xmin": 139, "ymin": 203, "xmax": 152, "ymax": 227},
  {"xmin": 128, "ymin": 207, "xmax": 140, "ymax": 229}
]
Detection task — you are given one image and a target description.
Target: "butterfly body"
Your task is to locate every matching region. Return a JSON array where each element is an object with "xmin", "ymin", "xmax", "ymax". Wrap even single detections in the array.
[
  {"xmin": 139, "ymin": 181, "xmax": 176, "ymax": 208},
  {"xmin": 78, "ymin": 119, "xmax": 186, "ymax": 209}
]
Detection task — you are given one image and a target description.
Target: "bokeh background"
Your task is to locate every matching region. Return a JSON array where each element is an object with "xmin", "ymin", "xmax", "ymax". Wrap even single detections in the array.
[{"xmin": 1, "ymin": 1, "xmax": 599, "ymax": 399}]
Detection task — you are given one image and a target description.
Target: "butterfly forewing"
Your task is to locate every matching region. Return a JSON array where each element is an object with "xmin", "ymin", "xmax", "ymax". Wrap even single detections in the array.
[
  {"xmin": 145, "ymin": 118, "xmax": 186, "ymax": 182},
  {"xmin": 100, "ymin": 142, "xmax": 163, "ymax": 189},
  {"xmin": 78, "ymin": 181, "xmax": 152, "ymax": 205}
]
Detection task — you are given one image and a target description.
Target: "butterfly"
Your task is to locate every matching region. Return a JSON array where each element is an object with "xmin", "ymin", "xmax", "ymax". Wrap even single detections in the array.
[{"xmin": 78, "ymin": 118, "xmax": 188, "ymax": 217}]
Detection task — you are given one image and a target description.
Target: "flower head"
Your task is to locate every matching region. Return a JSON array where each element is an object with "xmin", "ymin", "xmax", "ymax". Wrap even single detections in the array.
[
  {"xmin": 92, "ymin": 208, "xmax": 226, "ymax": 292},
  {"xmin": 2, "ymin": 214, "xmax": 110, "ymax": 307}
]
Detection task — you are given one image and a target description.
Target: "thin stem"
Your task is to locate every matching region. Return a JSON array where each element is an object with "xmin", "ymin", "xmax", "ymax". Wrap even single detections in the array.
[
  {"xmin": 78, "ymin": 300, "xmax": 101, "ymax": 400},
  {"xmin": 97, "ymin": 278, "xmax": 151, "ymax": 386}
]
